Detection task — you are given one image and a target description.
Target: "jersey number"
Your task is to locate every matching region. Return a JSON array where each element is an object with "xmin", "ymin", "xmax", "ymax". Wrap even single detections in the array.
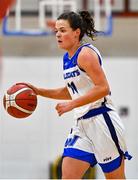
[{"xmin": 67, "ymin": 82, "xmax": 78, "ymax": 94}]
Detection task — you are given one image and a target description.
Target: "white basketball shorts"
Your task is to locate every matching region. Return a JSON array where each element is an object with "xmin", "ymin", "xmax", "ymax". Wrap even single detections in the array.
[{"xmin": 63, "ymin": 109, "xmax": 132, "ymax": 173}]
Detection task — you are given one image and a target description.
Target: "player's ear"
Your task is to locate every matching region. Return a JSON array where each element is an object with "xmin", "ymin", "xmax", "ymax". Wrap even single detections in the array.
[
  {"xmin": 74, "ymin": 28, "xmax": 81, "ymax": 40},
  {"xmin": 75, "ymin": 28, "xmax": 81, "ymax": 36}
]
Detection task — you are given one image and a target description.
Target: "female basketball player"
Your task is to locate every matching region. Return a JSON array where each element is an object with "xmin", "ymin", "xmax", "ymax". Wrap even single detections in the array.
[{"xmin": 21, "ymin": 11, "xmax": 132, "ymax": 179}]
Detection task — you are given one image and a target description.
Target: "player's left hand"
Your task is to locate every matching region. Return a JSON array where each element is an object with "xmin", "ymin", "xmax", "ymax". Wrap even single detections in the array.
[{"xmin": 55, "ymin": 102, "xmax": 74, "ymax": 116}]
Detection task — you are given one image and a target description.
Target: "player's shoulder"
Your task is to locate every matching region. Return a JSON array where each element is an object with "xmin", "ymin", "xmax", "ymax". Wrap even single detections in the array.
[
  {"xmin": 78, "ymin": 44, "xmax": 102, "ymax": 68},
  {"xmin": 79, "ymin": 44, "xmax": 99, "ymax": 60}
]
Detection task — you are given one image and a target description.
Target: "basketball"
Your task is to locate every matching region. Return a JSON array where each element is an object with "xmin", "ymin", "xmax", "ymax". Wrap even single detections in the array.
[{"xmin": 3, "ymin": 83, "xmax": 37, "ymax": 118}]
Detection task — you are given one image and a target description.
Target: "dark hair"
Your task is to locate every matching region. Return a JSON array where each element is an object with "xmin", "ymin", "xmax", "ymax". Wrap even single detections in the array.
[{"xmin": 57, "ymin": 11, "xmax": 99, "ymax": 41}]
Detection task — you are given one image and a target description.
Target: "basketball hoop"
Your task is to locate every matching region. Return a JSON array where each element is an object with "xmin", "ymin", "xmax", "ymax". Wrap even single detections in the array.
[{"xmin": 2, "ymin": 0, "xmax": 113, "ymax": 36}]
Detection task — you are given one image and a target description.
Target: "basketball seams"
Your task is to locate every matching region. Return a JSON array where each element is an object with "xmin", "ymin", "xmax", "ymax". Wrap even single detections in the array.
[
  {"xmin": 5, "ymin": 88, "xmax": 36, "ymax": 113},
  {"xmin": 8, "ymin": 87, "xmax": 34, "ymax": 96},
  {"xmin": 11, "ymin": 101, "xmax": 33, "ymax": 114},
  {"xmin": 5, "ymin": 93, "xmax": 15, "ymax": 110},
  {"xmin": 3, "ymin": 85, "xmax": 37, "ymax": 118},
  {"xmin": 5, "ymin": 96, "xmax": 34, "ymax": 114}
]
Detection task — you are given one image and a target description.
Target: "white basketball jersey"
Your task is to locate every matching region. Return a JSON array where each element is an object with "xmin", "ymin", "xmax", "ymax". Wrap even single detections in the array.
[{"xmin": 63, "ymin": 43, "xmax": 114, "ymax": 119}]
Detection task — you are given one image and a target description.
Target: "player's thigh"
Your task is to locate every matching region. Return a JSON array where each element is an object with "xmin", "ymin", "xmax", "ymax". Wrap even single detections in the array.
[
  {"xmin": 104, "ymin": 157, "xmax": 125, "ymax": 179},
  {"xmin": 62, "ymin": 157, "xmax": 90, "ymax": 179}
]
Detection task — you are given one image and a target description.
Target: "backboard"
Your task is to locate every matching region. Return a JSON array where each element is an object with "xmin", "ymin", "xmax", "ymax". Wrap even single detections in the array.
[{"xmin": 2, "ymin": 0, "xmax": 113, "ymax": 36}]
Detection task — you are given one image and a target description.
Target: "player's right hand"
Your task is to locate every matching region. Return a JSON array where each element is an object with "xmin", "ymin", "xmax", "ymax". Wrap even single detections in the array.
[{"xmin": 16, "ymin": 82, "xmax": 39, "ymax": 95}]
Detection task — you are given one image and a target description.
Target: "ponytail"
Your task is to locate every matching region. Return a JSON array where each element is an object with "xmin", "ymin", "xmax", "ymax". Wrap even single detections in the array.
[{"xmin": 78, "ymin": 11, "xmax": 99, "ymax": 41}]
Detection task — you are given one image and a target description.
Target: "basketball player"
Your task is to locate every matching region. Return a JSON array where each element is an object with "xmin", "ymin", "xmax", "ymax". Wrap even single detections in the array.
[{"xmin": 20, "ymin": 11, "xmax": 132, "ymax": 179}]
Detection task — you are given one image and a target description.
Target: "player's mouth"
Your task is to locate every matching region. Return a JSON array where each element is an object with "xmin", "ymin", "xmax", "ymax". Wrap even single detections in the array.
[{"xmin": 58, "ymin": 40, "xmax": 62, "ymax": 43}]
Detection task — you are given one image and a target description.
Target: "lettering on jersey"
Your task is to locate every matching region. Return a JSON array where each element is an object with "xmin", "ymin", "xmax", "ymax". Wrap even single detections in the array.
[
  {"xmin": 103, "ymin": 157, "xmax": 112, "ymax": 162},
  {"xmin": 64, "ymin": 69, "xmax": 80, "ymax": 79}
]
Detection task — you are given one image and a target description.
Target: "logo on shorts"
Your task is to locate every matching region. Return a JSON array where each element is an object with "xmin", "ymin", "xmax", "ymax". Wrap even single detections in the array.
[{"xmin": 103, "ymin": 157, "xmax": 112, "ymax": 162}]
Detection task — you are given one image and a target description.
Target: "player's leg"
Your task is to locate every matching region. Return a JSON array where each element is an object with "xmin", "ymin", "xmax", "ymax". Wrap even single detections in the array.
[
  {"xmin": 81, "ymin": 110, "xmax": 131, "ymax": 179},
  {"xmin": 62, "ymin": 156, "xmax": 90, "ymax": 179},
  {"xmin": 104, "ymin": 157, "xmax": 126, "ymax": 179},
  {"xmin": 61, "ymin": 122, "xmax": 97, "ymax": 179}
]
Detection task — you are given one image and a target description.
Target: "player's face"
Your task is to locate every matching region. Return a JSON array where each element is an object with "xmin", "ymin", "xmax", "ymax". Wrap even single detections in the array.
[{"xmin": 55, "ymin": 19, "xmax": 80, "ymax": 51}]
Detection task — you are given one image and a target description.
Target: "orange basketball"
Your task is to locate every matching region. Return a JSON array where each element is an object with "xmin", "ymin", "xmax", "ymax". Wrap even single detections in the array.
[{"xmin": 3, "ymin": 83, "xmax": 37, "ymax": 118}]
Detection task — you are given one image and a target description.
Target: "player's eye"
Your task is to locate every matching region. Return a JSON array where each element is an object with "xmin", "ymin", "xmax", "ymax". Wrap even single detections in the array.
[
  {"xmin": 61, "ymin": 29, "xmax": 66, "ymax": 32},
  {"xmin": 54, "ymin": 30, "xmax": 58, "ymax": 33}
]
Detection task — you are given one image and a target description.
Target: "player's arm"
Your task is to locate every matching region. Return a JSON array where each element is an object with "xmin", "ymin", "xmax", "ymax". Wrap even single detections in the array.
[
  {"xmin": 16, "ymin": 83, "xmax": 72, "ymax": 100},
  {"xmin": 71, "ymin": 47, "xmax": 110, "ymax": 107},
  {"xmin": 36, "ymin": 86, "xmax": 72, "ymax": 100},
  {"xmin": 56, "ymin": 47, "xmax": 110, "ymax": 116}
]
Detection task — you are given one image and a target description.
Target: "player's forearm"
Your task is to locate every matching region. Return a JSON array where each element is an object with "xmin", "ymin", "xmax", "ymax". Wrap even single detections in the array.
[
  {"xmin": 71, "ymin": 85, "xmax": 110, "ymax": 108},
  {"xmin": 37, "ymin": 87, "xmax": 72, "ymax": 100}
]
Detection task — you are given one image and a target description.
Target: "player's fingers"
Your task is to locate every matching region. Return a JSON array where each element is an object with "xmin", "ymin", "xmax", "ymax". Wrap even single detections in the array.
[
  {"xmin": 16, "ymin": 82, "xmax": 39, "ymax": 95},
  {"xmin": 15, "ymin": 82, "xmax": 33, "ymax": 89},
  {"xmin": 55, "ymin": 104, "xmax": 63, "ymax": 116},
  {"xmin": 16, "ymin": 82, "xmax": 29, "ymax": 85},
  {"xmin": 16, "ymin": 82, "xmax": 28, "ymax": 86},
  {"xmin": 58, "ymin": 110, "xmax": 63, "ymax": 116}
]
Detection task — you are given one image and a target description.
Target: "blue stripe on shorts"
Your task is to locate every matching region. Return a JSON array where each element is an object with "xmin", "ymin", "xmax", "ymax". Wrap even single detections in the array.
[
  {"xmin": 63, "ymin": 148, "xmax": 97, "ymax": 167},
  {"xmin": 99, "ymin": 156, "xmax": 122, "ymax": 173},
  {"xmin": 99, "ymin": 151, "xmax": 132, "ymax": 173}
]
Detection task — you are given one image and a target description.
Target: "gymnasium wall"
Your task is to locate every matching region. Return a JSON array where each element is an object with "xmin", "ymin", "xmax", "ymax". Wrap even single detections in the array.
[
  {"xmin": 0, "ymin": 57, "xmax": 137, "ymax": 179},
  {"xmin": 1, "ymin": 18, "xmax": 138, "ymax": 57}
]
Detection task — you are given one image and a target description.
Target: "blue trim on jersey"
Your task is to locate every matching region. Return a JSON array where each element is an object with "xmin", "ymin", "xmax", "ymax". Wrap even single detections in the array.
[
  {"xmin": 63, "ymin": 43, "xmax": 102, "ymax": 70},
  {"xmin": 77, "ymin": 106, "xmax": 112, "ymax": 120},
  {"xmin": 82, "ymin": 43, "xmax": 102, "ymax": 66},
  {"xmin": 99, "ymin": 156, "xmax": 122, "ymax": 173},
  {"xmin": 63, "ymin": 148, "xmax": 97, "ymax": 167},
  {"xmin": 63, "ymin": 53, "xmax": 77, "ymax": 70}
]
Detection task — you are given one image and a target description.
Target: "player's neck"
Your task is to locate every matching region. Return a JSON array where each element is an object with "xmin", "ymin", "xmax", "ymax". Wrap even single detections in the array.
[{"xmin": 68, "ymin": 42, "xmax": 82, "ymax": 58}]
